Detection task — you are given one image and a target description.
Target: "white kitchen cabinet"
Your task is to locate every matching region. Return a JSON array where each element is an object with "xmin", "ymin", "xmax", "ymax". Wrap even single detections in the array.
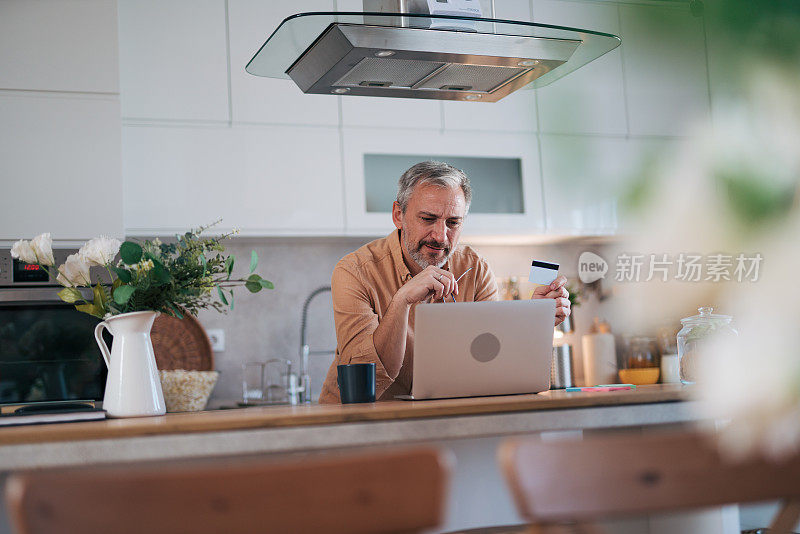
[
  {"xmin": 123, "ymin": 125, "xmax": 239, "ymax": 234},
  {"xmin": 533, "ymin": 0, "xmax": 627, "ymax": 136},
  {"xmin": 539, "ymin": 134, "xmax": 675, "ymax": 235},
  {"xmin": 0, "ymin": 0, "xmax": 119, "ymax": 94},
  {"xmin": 0, "ymin": 93, "xmax": 123, "ymax": 241},
  {"xmin": 441, "ymin": 0, "xmax": 538, "ymax": 133},
  {"xmin": 619, "ymin": 3, "xmax": 710, "ymax": 136},
  {"xmin": 227, "ymin": 0, "xmax": 340, "ymax": 126},
  {"xmin": 117, "ymin": 0, "xmax": 229, "ymax": 122},
  {"xmin": 341, "ymin": 128, "xmax": 544, "ymax": 236},
  {"xmin": 442, "ymin": 83, "xmax": 538, "ymax": 133},
  {"xmin": 341, "ymin": 96, "xmax": 443, "ymax": 130},
  {"xmin": 123, "ymin": 125, "xmax": 344, "ymax": 236}
]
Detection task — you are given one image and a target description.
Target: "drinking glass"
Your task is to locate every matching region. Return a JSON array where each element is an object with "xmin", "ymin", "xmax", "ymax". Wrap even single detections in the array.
[{"xmin": 242, "ymin": 362, "xmax": 266, "ymax": 403}]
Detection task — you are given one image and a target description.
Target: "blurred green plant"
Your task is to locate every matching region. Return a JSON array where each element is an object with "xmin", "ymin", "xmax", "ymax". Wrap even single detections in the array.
[
  {"xmin": 622, "ymin": 0, "xmax": 800, "ymax": 229},
  {"xmin": 719, "ymin": 170, "xmax": 797, "ymax": 228},
  {"xmin": 566, "ymin": 283, "xmax": 582, "ymax": 308},
  {"xmin": 707, "ymin": 0, "xmax": 800, "ymax": 66}
]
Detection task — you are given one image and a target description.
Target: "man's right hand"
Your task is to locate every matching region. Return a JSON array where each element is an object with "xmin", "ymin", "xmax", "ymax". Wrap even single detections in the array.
[{"xmin": 397, "ymin": 265, "xmax": 458, "ymax": 305}]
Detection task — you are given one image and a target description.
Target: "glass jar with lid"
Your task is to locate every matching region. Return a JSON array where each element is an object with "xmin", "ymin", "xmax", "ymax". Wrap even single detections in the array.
[{"xmin": 677, "ymin": 307, "xmax": 738, "ymax": 385}]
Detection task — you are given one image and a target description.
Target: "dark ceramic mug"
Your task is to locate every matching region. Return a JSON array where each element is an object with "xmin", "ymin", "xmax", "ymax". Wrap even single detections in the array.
[{"xmin": 337, "ymin": 363, "xmax": 376, "ymax": 404}]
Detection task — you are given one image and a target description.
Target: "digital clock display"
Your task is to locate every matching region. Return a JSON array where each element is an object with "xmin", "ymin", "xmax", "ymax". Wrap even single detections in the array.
[{"xmin": 12, "ymin": 258, "xmax": 50, "ymax": 283}]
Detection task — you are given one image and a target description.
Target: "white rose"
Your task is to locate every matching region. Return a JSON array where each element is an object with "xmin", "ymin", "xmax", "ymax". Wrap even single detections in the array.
[
  {"xmin": 10, "ymin": 239, "xmax": 37, "ymax": 264},
  {"xmin": 56, "ymin": 253, "xmax": 92, "ymax": 287},
  {"xmin": 79, "ymin": 236, "xmax": 122, "ymax": 267},
  {"xmin": 30, "ymin": 233, "xmax": 55, "ymax": 266}
]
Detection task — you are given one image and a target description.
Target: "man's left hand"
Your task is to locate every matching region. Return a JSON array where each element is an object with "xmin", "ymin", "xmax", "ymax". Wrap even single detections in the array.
[{"xmin": 531, "ymin": 275, "xmax": 571, "ymax": 326}]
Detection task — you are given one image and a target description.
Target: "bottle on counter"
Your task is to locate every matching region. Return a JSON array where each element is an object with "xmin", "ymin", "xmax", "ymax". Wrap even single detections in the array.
[
  {"xmin": 658, "ymin": 325, "xmax": 681, "ymax": 384},
  {"xmin": 582, "ymin": 317, "xmax": 617, "ymax": 387},
  {"xmin": 500, "ymin": 276, "xmax": 521, "ymax": 300}
]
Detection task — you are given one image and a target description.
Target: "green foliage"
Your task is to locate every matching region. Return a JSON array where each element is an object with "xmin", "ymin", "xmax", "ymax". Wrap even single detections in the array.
[
  {"xmin": 112, "ymin": 266, "xmax": 132, "ymax": 283},
  {"xmin": 91, "ymin": 284, "xmax": 110, "ymax": 318},
  {"xmin": 54, "ymin": 221, "xmax": 274, "ymax": 319},
  {"xmin": 719, "ymin": 170, "xmax": 796, "ymax": 228},
  {"xmin": 74, "ymin": 302, "xmax": 97, "ymax": 316},
  {"xmin": 250, "ymin": 250, "xmax": 258, "ymax": 274},
  {"xmin": 565, "ymin": 283, "xmax": 582, "ymax": 308},
  {"xmin": 225, "ymin": 256, "xmax": 234, "ymax": 280},
  {"xmin": 245, "ymin": 274, "xmax": 261, "ymax": 293},
  {"xmin": 113, "ymin": 285, "xmax": 136, "ymax": 305},
  {"xmin": 244, "ymin": 273, "xmax": 274, "ymax": 293},
  {"xmin": 167, "ymin": 302, "xmax": 184, "ymax": 319},
  {"xmin": 57, "ymin": 287, "xmax": 82, "ymax": 304},
  {"xmin": 217, "ymin": 285, "xmax": 228, "ymax": 305},
  {"xmin": 68, "ymin": 284, "xmax": 111, "ymax": 319},
  {"xmin": 120, "ymin": 241, "xmax": 142, "ymax": 264},
  {"xmin": 706, "ymin": 0, "xmax": 800, "ymax": 67}
]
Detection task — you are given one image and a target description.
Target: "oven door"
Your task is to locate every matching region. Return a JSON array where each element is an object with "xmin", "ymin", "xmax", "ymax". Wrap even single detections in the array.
[{"xmin": 0, "ymin": 287, "xmax": 108, "ymax": 407}]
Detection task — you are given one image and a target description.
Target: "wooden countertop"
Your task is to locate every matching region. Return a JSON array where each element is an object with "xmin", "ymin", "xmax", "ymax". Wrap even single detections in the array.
[
  {"xmin": 0, "ymin": 385, "xmax": 688, "ymax": 446},
  {"xmin": 0, "ymin": 384, "xmax": 688, "ymax": 445}
]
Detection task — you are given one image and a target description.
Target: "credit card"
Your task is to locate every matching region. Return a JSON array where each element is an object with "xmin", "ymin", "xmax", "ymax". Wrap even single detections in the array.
[{"xmin": 528, "ymin": 260, "xmax": 559, "ymax": 285}]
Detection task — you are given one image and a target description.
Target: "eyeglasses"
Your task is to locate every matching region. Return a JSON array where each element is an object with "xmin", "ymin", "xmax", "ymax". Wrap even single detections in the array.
[{"xmin": 442, "ymin": 267, "xmax": 473, "ymax": 303}]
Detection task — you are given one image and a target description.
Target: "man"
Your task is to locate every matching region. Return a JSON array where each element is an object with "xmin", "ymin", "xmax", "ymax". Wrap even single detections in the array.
[{"xmin": 318, "ymin": 161, "xmax": 570, "ymax": 403}]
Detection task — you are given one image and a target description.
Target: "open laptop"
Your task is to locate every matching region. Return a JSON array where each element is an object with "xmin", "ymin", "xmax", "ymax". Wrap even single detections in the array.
[{"xmin": 396, "ymin": 299, "xmax": 555, "ymax": 400}]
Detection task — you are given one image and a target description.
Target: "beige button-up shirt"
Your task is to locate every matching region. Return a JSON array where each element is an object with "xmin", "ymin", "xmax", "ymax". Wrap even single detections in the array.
[{"xmin": 318, "ymin": 230, "xmax": 498, "ymax": 403}]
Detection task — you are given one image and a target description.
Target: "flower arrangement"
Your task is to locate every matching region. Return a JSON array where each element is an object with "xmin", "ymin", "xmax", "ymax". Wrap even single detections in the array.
[{"xmin": 11, "ymin": 220, "xmax": 273, "ymax": 319}]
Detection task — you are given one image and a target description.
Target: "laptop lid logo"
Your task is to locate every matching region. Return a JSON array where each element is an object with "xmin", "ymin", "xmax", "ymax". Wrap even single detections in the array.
[{"xmin": 470, "ymin": 332, "xmax": 500, "ymax": 362}]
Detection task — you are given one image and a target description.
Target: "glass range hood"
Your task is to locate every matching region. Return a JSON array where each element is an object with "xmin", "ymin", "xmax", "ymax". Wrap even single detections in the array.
[{"xmin": 246, "ymin": 12, "xmax": 621, "ymax": 103}]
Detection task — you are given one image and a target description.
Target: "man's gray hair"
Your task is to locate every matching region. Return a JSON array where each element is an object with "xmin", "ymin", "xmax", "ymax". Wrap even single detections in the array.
[{"xmin": 396, "ymin": 161, "xmax": 472, "ymax": 213}]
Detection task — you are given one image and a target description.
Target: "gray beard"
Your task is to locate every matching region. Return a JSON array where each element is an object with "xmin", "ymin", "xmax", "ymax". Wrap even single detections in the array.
[{"xmin": 403, "ymin": 230, "xmax": 451, "ymax": 269}]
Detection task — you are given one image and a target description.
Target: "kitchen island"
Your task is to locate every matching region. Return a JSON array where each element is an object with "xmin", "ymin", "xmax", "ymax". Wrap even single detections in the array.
[
  {"xmin": 0, "ymin": 385, "xmax": 694, "ymax": 469},
  {"xmin": 1, "ymin": 385, "xmax": 713, "ymax": 533}
]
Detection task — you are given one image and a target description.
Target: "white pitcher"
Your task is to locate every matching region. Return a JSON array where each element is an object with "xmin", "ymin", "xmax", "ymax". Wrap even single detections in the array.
[{"xmin": 94, "ymin": 311, "xmax": 166, "ymax": 417}]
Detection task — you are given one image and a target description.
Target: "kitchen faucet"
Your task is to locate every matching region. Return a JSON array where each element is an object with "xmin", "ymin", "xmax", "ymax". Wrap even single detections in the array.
[{"xmin": 299, "ymin": 286, "xmax": 334, "ymax": 404}]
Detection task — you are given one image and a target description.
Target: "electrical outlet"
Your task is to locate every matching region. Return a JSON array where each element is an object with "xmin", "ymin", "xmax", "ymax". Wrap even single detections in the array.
[{"xmin": 207, "ymin": 329, "xmax": 225, "ymax": 352}]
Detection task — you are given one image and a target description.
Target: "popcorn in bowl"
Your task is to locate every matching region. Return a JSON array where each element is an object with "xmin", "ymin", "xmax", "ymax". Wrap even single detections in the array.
[{"xmin": 158, "ymin": 370, "xmax": 219, "ymax": 412}]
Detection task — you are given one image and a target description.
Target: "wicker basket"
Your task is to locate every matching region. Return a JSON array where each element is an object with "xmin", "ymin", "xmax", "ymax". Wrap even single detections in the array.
[{"xmin": 150, "ymin": 313, "xmax": 213, "ymax": 371}]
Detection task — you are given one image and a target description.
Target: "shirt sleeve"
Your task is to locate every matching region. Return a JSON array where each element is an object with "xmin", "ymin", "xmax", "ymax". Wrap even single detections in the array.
[
  {"xmin": 330, "ymin": 263, "xmax": 395, "ymax": 398},
  {"xmin": 473, "ymin": 257, "xmax": 500, "ymax": 302}
]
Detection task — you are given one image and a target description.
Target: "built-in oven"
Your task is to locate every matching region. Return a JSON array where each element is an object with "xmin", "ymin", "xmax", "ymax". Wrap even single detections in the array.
[{"xmin": 0, "ymin": 248, "xmax": 111, "ymax": 414}]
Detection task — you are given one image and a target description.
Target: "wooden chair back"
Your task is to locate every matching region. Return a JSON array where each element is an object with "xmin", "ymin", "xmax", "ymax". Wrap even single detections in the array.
[
  {"xmin": 499, "ymin": 431, "xmax": 800, "ymax": 534},
  {"xmin": 5, "ymin": 447, "xmax": 450, "ymax": 534}
]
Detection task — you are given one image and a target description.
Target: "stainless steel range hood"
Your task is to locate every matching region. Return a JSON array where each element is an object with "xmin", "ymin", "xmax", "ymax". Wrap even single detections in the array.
[
  {"xmin": 245, "ymin": 2, "xmax": 621, "ymax": 103},
  {"xmin": 286, "ymin": 23, "xmax": 579, "ymax": 102}
]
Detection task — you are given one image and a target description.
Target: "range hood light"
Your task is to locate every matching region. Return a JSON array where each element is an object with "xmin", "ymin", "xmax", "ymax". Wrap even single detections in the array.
[
  {"xmin": 375, "ymin": 50, "xmax": 396, "ymax": 57},
  {"xmin": 465, "ymin": 94, "xmax": 481, "ymax": 100},
  {"xmin": 332, "ymin": 87, "xmax": 350, "ymax": 94},
  {"xmin": 517, "ymin": 59, "xmax": 539, "ymax": 67}
]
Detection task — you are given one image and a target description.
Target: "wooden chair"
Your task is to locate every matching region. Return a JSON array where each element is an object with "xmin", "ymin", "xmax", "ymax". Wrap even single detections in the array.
[
  {"xmin": 5, "ymin": 447, "xmax": 450, "ymax": 534},
  {"xmin": 499, "ymin": 431, "xmax": 800, "ymax": 534}
]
